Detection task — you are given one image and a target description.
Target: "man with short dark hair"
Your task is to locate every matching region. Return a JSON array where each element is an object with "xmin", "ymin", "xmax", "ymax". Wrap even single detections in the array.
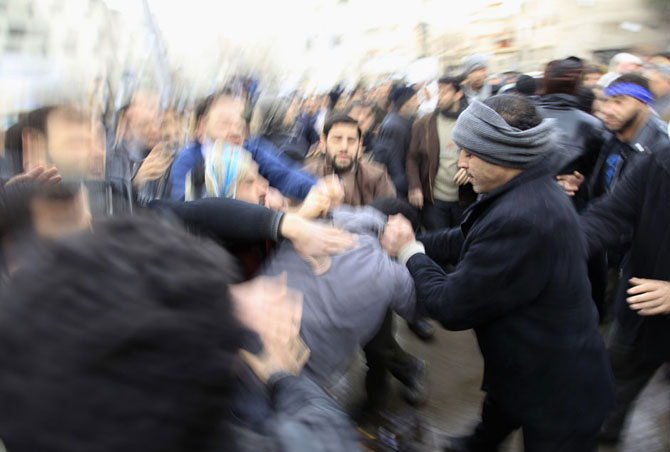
[
  {"xmin": 406, "ymin": 76, "xmax": 476, "ymax": 231},
  {"xmin": 0, "ymin": 216, "xmax": 360, "ymax": 452},
  {"xmin": 303, "ymin": 113, "xmax": 395, "ymax": 205},
  {"xmin": 382, "ymin": 94, "xmax": 615, "ymax": 451}
]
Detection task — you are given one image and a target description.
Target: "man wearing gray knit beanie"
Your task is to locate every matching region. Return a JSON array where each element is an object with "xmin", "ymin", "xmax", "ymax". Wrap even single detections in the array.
[{"xmin": 381, "ymin": 94, "xmax": 615, "ymax": 451}]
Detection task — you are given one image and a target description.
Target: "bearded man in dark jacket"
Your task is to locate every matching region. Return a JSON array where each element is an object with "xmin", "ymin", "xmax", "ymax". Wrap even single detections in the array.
[
  {"xmin": 381, "ymin": 94, "xmax": 615, "ymax": 452},
  {"xmin": 579, "ymin": 76, "xmax": 670, "ymax": 446}
]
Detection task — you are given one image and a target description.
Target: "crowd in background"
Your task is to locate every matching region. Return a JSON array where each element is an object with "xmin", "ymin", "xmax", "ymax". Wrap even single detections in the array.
[{"xmin": 0, "ymin": 49, "xmax": 669, "ymax": 452}]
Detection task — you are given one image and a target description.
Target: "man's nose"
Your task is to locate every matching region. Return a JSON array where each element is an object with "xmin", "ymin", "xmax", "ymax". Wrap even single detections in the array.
[{"xmin": 458, "ymin": 150, "xmax": 468, "ymax": 168}]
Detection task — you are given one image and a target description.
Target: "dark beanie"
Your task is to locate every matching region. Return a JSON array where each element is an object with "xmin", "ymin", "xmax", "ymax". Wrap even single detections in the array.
[{"xmin": 391, "ymin": 86, "xmax": 417, "ymax": 110}]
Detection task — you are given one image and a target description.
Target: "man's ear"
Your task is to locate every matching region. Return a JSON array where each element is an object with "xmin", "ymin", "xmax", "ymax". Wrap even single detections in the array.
[
  {"xmin": 22, "ymin": 128, "xmax": 48, "ymax": 172},
  {"xmin": 455, "ymin": 90, "xmax": 464, "ymax": 101}
]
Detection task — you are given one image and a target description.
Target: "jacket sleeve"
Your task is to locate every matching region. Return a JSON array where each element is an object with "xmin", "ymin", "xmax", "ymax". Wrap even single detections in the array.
[
  {"xmin": 168, "ymin": 150, "xmax": 195, "ymax": 201},
  {"xmin": 267, "ymin": 373, "xmax": 361, "ymax": 452},
  {"xmin": 407, "ymin": 219, "xmax": 552, "ymax": 331},
  {"xmin": 376, "ymin": 123, "xmax": 408, "ymax": 194},
  {"xmin": 248, "ymin": 141, "xmax": 317, "ymax": 200},
  {"xmin": 579, "ymin": 153, "xmax": 647, "ymax": 258},
  {"xmin": 416, "ymin": 227, "xmax": 464, "ymax": 266},
  {"xmin": 405, "ymin": 119, "xmax": 424, "ymax": 192},
  {"xmin": 148, "ymin": 197, "xmax": 284, "ymax": 242},
  {"xmin": 389, "ymin": 265, "xmax": 417, "ymax": 323},
  {"xmin": 373, "ymin": 168, "xmax": 397, "ymax": 199}
]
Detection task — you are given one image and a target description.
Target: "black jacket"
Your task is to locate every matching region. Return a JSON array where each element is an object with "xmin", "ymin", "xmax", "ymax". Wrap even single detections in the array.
[
  {"xmin": 374, "ymin": 111, "xmax": 413, "ymax": 195},
  {"xmin": 408, "ymin": 158, "xmax": 615, "ymax": 432},
  {"xmin": 581, "ymin": 143, "xmax": 670, "ymax": 363},
  {"xmin": 588, "ymin": 113, "xmax": 667, "ymax": 201},
  {"xmin": 536, "ymin": 93, "xmax": 607, "ymax": 179}
]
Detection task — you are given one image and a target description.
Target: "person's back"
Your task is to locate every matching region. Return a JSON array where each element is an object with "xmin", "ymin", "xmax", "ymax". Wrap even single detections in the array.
[{"xmin": 260, "ymin": 207, "xmax": 415, "ymax": 387}]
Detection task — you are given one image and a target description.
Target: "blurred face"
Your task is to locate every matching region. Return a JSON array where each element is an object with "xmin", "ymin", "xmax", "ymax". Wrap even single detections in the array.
[
  {"xmin": 644, "ymin": 69, "xmax": 670, "ymax": 98},
  {"xmin": 583, "ymin": 72, "xmax": 603, "ymax": 88},
  {"xmin": 467, "ymin": 67, "xmax": 487, "ymax": 91},
  {"xmin": 347, "ymin": 105, "xmax": 374, "ymax": 135},
  {"xmin": 235, "ymin": 162, "xmax": 268, "ymax": 205},
  {"xmin": 437, "ymin": 83, "xmax": 462, "ymax": 111},
  {"xmin": 30, "ymin": 186, "xmax": 92, "ymax": 240},
  {"xmin": 398, "ymin": 93, "xmax": 419, "ymax": 117},
  {"xmin": 127, "ymin": 93, "xmax": 160, "ymax": 148},
  {"xmin": 322, "ymin": 122, "xmax": 361, "ymax": 173},
  {"xmin": 600, "ymin": 95, "xmax": 645, "ymax": 133},
  {"xmin": 458, "ymin": 150, "xmax": 519, "ymax": 194},
  {"xmin": 201, "ymin": 97, "xmax": 246, "ymax": 146},
  {"xmin": 303, "ymin": 96, "xmax": 320, "ymax": 116},
  {"xmin": 649, "ymin": 55, "xmax": 670, "ymax": 66},
  {"xmin": 44, "ymin": 108, "xmax": 106, "ymax": 179}
]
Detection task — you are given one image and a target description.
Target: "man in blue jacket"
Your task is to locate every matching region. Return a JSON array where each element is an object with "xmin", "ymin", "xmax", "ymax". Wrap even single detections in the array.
[
  {"xmin": 169, "ymin": 90, "xmax": 316, "ymax": 201},
  {"xmin": 381, "ymin": 95, "xmax": 615, "ymax": 452}
]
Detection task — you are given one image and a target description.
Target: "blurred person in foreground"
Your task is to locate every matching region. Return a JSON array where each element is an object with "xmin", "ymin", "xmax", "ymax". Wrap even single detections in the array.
[
  {"xmin": 0, "ymin": 215, "xmax": 360, "ymax": 452},
  {"xmin": 169, "ymin": 90, "xmax": 316, "ymax": 203},
  {"xmin": 382, "ymin": 94, "xmax": 615, "ymax": 452},
  {"xmin": 374, "ymin": 85, "xmax": 419, "ymax": 196},
  {"xmin": 406, "ymin": 76, "xmax": 475, "ymax": 232},
  {"xmin": 574, "ymin": 74, "xmax": 670, "ymax": 446}
]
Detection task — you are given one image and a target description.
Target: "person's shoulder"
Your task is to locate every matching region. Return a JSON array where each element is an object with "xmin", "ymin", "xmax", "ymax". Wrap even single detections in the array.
[{"xmin": 358, "ymin": 159, "xmax": 389, "ymax": 177}]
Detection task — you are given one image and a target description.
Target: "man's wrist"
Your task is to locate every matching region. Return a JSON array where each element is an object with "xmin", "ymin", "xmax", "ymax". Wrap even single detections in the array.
[{"xmin": 398, "ymin": 241, "xmax": 425, "ymax": 266}]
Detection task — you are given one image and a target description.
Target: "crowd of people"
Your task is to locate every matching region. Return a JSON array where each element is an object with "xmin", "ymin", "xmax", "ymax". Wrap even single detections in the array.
[{"xmin": 0, "ymin": 50, "xmax": 669, "ymax": 452}]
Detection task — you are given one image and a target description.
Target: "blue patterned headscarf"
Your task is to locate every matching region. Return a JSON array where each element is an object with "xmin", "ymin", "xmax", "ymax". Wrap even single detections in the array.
[{"xmin": 185, "ymin": 141, "xmax": 253, "ymax": 201}]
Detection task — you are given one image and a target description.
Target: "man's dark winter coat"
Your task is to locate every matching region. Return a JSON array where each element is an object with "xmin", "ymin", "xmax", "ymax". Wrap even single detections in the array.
[{"xmin": 406, "ymin": 159, "xmax": 615, "ymax": 434}]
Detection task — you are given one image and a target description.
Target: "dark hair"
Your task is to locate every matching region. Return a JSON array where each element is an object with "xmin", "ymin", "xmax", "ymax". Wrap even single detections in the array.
[
  {"xmin": 370, "ymin": 197, "xmax": 421, "ymax": 232},
  {"xmin": 543, "ymin": 59, "xmax": 583, "ymax": 95},
  {"xmin": 0, "ymin": 215, "xmax": 246, "ymax": 452},
  {"xmin": 612, "ymin": 73, "xmax": 651, "ymax": 93},
  {"xmin": 483, "ymin": 94, "xmax": 542, "ymax": 131},
  {"xmin": 515, "ymin": 75, "xmax": 537, "ymax": 96},
  {"xmin": 195, "ymin": 88, "xmax": 235, "ymax": 124},
  {"xmin": 575, "ymin": 86, "xmax": 595, "ymax": 113},
  {"xmin": 437, "ymin": 76, "xmax": 462, "ymax": 92},
  {"xmin": 322, "ymin": 113, "xmax": 362, "ymax": 139},
  {"xmin": 3, "ymin": 119, "xmax": 28, "ymax": 174},
  {"xmin": 25, "ymin": 106, "xmax": 56, "ymax": 136}
]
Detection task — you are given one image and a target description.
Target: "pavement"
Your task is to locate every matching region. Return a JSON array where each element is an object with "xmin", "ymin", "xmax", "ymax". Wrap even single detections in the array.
[{"xmin": 329, "ymin": 317, "xmax": 670, "ymax": 452}]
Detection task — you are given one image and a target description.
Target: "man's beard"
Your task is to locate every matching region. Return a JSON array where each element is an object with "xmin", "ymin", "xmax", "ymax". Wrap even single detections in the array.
[
  {"xmin": 438, "ymin": 100, "xmax": 457, "ymax": 117},
  {"xmin": 611, "ymin": 110, "xmax": 639, "ymax": 134},
  {"xmin": 326, "ymin": 152, "xmax": 356, "ymax": 174}
]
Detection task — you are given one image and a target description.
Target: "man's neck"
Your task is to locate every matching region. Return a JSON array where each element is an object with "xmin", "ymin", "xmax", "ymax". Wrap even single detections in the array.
[{"xmin": 616, "ymin": 109, "xmax": 649, "ymax": 143}]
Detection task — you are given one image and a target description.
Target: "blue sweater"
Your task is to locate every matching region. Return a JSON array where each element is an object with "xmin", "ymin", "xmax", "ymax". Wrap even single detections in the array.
[{"xmin": 169, "ymin": 140, "xmax": 316, "ymax": 201}]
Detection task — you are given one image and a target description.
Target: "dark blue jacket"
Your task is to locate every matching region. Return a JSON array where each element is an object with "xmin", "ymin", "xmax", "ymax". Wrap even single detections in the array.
[
  {"xmin": 169, "ymin": 140, "xmax": 316, "ymax": 201},
  {"xmin": 374, "ymin": 112, "xmax": 412, "ymax": 195},
  {"xmin": 408, "ymin": 159, "xmax": 615, "ymax": 433}
]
